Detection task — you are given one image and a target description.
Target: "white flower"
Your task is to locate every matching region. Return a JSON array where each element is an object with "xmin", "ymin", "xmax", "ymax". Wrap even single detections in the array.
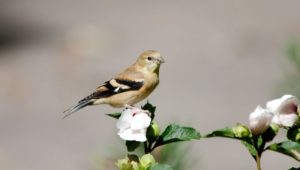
[
  {"xmin": 116, "ymin": 107, "xmax": 151, "ymax": 142},
  {"xmin": 266, "ymin": 95, "xmax": 299, "ymax": 127},
  {"xmin": 249, "ymin": 95, "xmax": 299, "ymax": 135},
  {"xmin": 249, "ymin": 105, "xmax": 273, "ymax": 135}
]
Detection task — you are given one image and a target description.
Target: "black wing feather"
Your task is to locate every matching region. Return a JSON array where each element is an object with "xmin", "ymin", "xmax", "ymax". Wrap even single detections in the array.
[
  {"xmin": 63, "ymin": 79, "xmax": 144, "ymax": 118},
  {"xmin": 78, "ymin": 79, "xmax": 143, "ymax": 104}
]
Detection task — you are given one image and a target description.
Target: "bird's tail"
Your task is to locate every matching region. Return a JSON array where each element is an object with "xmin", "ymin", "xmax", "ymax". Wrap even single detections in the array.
[{"xmin": 63, "ymin": 100, "xmax": 93, "ymax": 119}]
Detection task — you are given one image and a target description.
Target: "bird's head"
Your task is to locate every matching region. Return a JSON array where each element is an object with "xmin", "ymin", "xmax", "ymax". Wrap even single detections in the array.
[{"xmin": 136, "ymin": 50, "xmax": 165, "ymax": 73}]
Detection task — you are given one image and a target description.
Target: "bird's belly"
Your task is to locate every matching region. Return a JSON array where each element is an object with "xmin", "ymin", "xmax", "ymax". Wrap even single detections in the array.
[
  {"xmin": 106, "ymin": 91, "xmax": 141, "ymax": 108},
  {"xmin": 107, "ymin": 88, "xmax": 155, "ymax": 107}
]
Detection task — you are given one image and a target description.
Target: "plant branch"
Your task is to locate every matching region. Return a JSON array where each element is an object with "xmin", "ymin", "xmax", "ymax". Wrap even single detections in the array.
[{"xmin": 256, "ymin": 153, "xmax": 261, "ymax": 170}]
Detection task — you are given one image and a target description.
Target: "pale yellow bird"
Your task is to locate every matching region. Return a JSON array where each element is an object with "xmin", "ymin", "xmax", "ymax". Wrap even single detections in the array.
[{"xmin": 63, "ymin": 50, "xmax": 164, "ymax": 118}]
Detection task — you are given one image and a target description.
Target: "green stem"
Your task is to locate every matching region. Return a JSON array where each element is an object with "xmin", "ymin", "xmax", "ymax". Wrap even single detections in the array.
[
  {"xmin": 144, "ymin": 142, "xmax": 152, "ymax": 154},
  {"xmin": 256, "ymin": 153, "xmax": 261, "ymax": 170},
  {"xmin": 144, "ymin": 142, "xmax": 148, "ymax": 153},
  {"xmin": 252, "ymin": 136, "xmax": 264, "ymax": 170}
]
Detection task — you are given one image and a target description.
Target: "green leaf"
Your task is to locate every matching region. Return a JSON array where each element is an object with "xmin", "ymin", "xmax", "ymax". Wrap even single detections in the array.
[
  {"xmin": 262, "ymin": 125, "xmax": 278, "ymax": 142},
  {"xmin": 242, "ymin": 141, "xmax": 257, "ymax": 160},
  {"xmin": 267, "ymin": 141, "xmax": 300, "ymax": 161},
  {"xmin": 142, "ymin": 102, "xmax": 156, "ymax": 114},
  {"xmin": 106, "ymin": 112, "xmax": 121, "ymax": 119},
  {"xmin": 287, "ymin": 126, "xmax": 300, "ymax": 142},
  {"xmin": 288, "ymin": 167, "xmax": 300, "ymax": 170},
  {"xmin": 142, "ymin": 102, "xmax": 156, "ymax": 120},
  {"xmin": 205, "ymin": 127, "xmax": 236, "ymax": 139},
  {"xmin": 160, "ymin": 143, "xmax": 195, "ymax": 170},
  {"xmin": 148, "ymin": 163, "xmax": 173, "ymax": 170},
  {"xmin": 126, "ymin": 141, "xmax": 140, "ymax": 152},
  {"xmin": 254, "ymin": 136, "xmax": 265, "ymax": 151},
  {"xmin": 154, "ymin": 124, "xmax": 201, "ymax": 148}
]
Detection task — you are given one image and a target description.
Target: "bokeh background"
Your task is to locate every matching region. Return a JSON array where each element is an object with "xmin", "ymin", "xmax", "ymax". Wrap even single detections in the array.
[{"xmin": 1, "ymin": 0, "xmax": 300, "ymax": 169}]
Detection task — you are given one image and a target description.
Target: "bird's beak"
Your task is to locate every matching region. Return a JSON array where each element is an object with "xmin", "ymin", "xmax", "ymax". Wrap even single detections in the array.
[{"xmin": 157, "ymin": 56, "xmax": 165, "ymax": 64}]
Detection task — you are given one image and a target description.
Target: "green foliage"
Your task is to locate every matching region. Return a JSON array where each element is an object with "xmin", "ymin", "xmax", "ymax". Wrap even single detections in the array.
[
  {"xmin": 242, "ymin": 141, "xmax": 257, "ymax": 160},
  {"xmin": 142, "ymin": 102, "xmax": 156, "ymax": 114},
  {"xmin": 153, "ymin": 124, "xmax": 201, "ymax": 148},
  {"xmin": 146, "ymin": 122, "xmax": 160, "ymax": 143},
  {"xmin": 262, "ymin": 124, "xmax": 279, "ymax": 142},
  {"xmin": 205, "ymin": 124, "xmax": 251, "ymax": 140},
  {"xmin": 205, "ymin": 125, "xmax": 265, "ymax": 161},
  {"xmin": 205, "ymin": 127, "xmax": 236, "ymax": 138},
  {"xmin": 287, "ymin": 126, "xmax": 300, "ymax": 142},
  {"xmin": 159, "ymin": 143, "xmax": 197, "ymax": 170},
  {"xmin": 149, "ymin": 163, "xmax": 173, "ymax": 170},
  {"xmin": 126, "ymin": 141, "xmax": 141, "ymax": 152},
  {"xmin": 106, "ymin": 112, "xmax": 122, "ymax": 119},
  {"xmin": 267, "ymin": 141, "xmax": 300, "ymax": 161},
  {"xmin": 288, "ymin": 167, "xmax": 300, "ymax": 170},
  {"xmin": 111, "ymin": 98, "xmax": 300, "ymax": 170},
  {"xmin": 142, "ymin": 102, "xmax": 156, "ymax": 120},
  {"xmin": 109, "ymin": 102, "xmax": 201, "ymax": 170}
]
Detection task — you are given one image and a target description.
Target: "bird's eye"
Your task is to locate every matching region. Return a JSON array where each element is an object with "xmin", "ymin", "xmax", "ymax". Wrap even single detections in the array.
[{"xmin": 147, "ymin": 56, "xmax": 153, "ymax": 61}]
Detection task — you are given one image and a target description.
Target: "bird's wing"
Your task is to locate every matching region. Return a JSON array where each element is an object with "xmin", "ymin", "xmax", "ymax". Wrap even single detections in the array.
[
  {"xmin": 63, "ymin": 69, "xmax": 145, "ymax": 118},
  {"xmin": 78, "ymin": 77, "xmax": 144, "ymax": 104}
]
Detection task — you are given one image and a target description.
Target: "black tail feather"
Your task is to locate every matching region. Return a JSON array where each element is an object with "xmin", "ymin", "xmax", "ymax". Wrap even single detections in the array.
[{"xmin": 63, "ymin": 100, "xmax": 92, "ymax": 119}]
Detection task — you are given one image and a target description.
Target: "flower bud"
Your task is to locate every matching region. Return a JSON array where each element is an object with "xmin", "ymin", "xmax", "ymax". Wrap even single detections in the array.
[
  {"xmin": 116, "ymin": 157, "xmax": 139, "ymax": 170},
  {"xmin": 146, "ymin": 122, "xmax": 160, "ymax": 141},
  {"xmin": 249, "ymin": 106, "xmax": 273, "ymax": 135},
  {"xmin": 232, "ymin": 124, "xmax": 251, "ymax": 138},
  {"xmin": 140, "ymin": 154, "xmax": 156, "ymax": 169}
]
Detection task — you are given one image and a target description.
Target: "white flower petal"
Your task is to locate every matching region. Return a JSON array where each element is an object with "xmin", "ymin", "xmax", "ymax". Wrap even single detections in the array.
[
  {"xmin": 266, "ymin": 95, "xmax": 298, "ymax": 115},
  {"xmin": 267, "ymin": 95, "xmax": 298, "ymax": 127},
  {"xmin": 116, "ymin": 107, "xmax": 151, "ymax": 142},
  {"xmin": 116, "ymin": 108, "xmax": 133, "ymax": 130},
  {"xmin": 118, "ymin": 129, "xmax": 147, "ymax": 142},
  {"xmin": 249, "ymin": 105, "xmax": 273, "ymax": 135},
  {"xmin": 277, "ymin": 114, "xmax": 298, "ymax": 127},
  {"xmin": 131, "ymin": 129, "xmax": 147, "ymax": 142},
  {"xmin": 118, "ymin": 129, "xmax": 134, "ymax": 141},
  {"xmin": 271, "ymin": 115, "xmax": 280, "ymax": 125},
  {"xmin": 131, "ymin": 113, "xmax": 151, "ymax": 130}
]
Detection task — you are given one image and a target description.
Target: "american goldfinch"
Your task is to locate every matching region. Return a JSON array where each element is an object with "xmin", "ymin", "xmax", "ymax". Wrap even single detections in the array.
[{"xmin": 63, "ymin": 50, "xmax": 164, "ymax": 118}]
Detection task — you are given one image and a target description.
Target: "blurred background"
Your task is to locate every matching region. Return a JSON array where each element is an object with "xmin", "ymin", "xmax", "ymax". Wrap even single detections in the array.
[{"xmin": 1, "ymin": 0, "xmax": 300, "ymax": 169}]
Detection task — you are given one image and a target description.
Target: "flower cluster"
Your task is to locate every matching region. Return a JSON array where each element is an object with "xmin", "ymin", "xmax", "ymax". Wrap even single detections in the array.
[
  {"xmin": 205, "ymin": 94, "xmax": 300, "ymax": 170},
  {"xmin": 249, "ymin": 95, "xmax": 299, "ymax": 135},
  {"xmin": 106, "ymin": 96, "xmax": 300, "ymax": 170},
  {"xmin": 107, "ymin": 102, "xmax": 200, "ymax": 170}
]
